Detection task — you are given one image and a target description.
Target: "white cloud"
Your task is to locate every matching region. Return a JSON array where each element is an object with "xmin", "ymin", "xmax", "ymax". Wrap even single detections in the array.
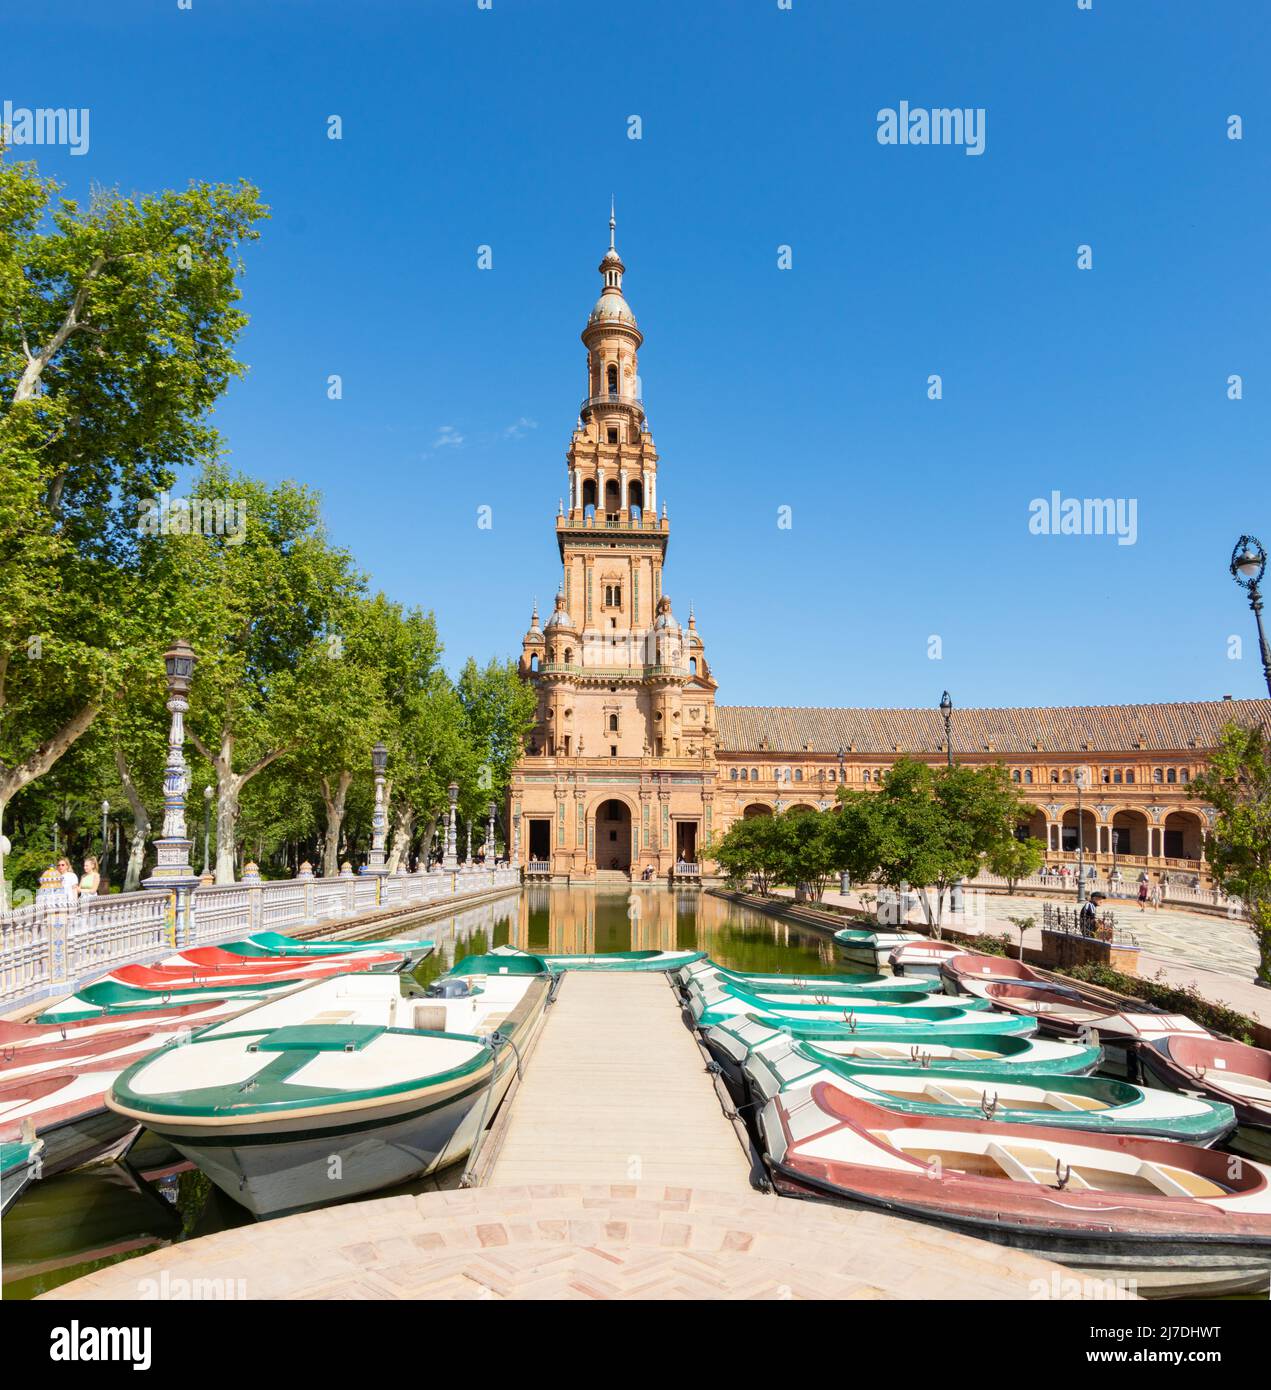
[
  {"xmin": 503, "ymin": 417, "xmax": 538, "ymax": 440},
  {"xmin": 432, "ymin": 424, "xmax": 464, "ymax": 449}
]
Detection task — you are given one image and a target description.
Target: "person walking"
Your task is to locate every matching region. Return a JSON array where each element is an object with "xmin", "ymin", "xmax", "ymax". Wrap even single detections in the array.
[
  {"xmin": 1137, "ymin": 873, "xmax": 1149, "ymax": 912},
  {"xmin": 1150, "ymin": 879, "xmax": 1163, "ymax": 910}
]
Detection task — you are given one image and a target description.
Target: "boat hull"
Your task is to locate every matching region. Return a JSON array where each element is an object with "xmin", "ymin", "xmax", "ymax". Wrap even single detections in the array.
[
  {"xmin": 147, "ymin": 1064, "xmax": 517, "ymax": 1218},
  {"xmin": 767, "ymin": 1161, "xmax": 1269, "ymax": 1298}
]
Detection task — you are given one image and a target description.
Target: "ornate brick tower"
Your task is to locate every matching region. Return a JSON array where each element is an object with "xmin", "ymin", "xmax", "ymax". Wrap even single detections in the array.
[{"xmin": 510, "ymin": 211, "xmax": 719, "ymax": 881}]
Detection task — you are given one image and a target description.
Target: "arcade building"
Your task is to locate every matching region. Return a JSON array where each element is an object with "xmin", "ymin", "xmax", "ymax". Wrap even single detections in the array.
[{"xmin": 508, "ymin": 218, "xmax": 1271, "ymax": 884}]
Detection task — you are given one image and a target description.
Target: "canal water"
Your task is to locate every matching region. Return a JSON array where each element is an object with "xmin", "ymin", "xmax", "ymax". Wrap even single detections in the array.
[{"xmin": 2, "ymin": 887, "xmax": 842, "ymax": 1300}]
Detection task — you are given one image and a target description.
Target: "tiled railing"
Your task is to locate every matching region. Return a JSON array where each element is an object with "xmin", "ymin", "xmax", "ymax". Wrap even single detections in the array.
[{"xmin": 0, "ymin": 866, "xmax": 520, "ymax": 1008}]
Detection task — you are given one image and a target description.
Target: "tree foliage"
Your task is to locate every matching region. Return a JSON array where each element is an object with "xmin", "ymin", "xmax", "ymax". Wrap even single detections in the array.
[{"xmin": 1189, "ymin": 722, "xmax": 1271, "ymax": 987}]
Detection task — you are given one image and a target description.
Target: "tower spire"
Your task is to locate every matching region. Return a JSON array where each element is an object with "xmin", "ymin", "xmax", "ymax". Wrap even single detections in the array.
[{"xmin": 609, "ymin": 196, "xmax": 616, "ymax": 251}]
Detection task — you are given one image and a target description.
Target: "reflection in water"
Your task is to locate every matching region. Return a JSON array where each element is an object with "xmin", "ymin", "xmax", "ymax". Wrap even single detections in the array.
[{"xmin": 1, "ymin": 888, "xmax": 837, "ymax": 1298}]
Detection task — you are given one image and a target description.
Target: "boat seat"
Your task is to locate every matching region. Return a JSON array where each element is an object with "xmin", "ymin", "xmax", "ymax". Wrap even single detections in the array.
[
  {"xmin": 412, "ymin": 1004, "xmax": 450, "ymax": 1033},
  {"xmin": 305, "ymin": 1011, "xmax": 358, "ymax": 1025},
  {"xmin": 1139, "ymin": 1162, "xmax": 1226, "ymax": 1200},
  {"xmin": 986, "ymin": 1142, "xmax": 1091, "ymax": 1188},
  {"xmin": 1216, "ymin": 1073, "xmax": 1271, "ymax": 1099}
]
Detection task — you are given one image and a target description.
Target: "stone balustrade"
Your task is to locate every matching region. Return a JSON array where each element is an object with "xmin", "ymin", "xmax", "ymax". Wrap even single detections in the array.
[{"xmin": 0, "ymin": 865, "xmax": 520, "ymax": 1011}]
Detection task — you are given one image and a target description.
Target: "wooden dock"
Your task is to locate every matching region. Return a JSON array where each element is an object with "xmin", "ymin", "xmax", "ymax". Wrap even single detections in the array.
[{"xmin": 484, "ymin": 972, "xmax": 754, "ymax": 1191}]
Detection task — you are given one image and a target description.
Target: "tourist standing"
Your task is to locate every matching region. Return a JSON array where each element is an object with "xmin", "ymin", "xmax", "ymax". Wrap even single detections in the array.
[
  {"xmin": 1150, "ymin": 879, "xmax": 1163, "ymax": 910},
  {"xmin": 80, "ymin": 855, "xmax": 101, "ymax": 897},
  {"xmin": 1137, "ymin": 873, "xmax": 1149, "ymax": 912},
  {"xmin": 56, "ymin": 857, "xmax": 79, "ymax": 902}
]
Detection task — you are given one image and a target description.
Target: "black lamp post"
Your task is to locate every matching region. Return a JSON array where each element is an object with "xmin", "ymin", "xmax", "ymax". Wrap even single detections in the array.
[
  {"xmin": 836, "ymin": 745, "xmax": 850, "ymax": 894},
  {"xmin": 1231, "ymin": 535, "xmax": 1271, "ymax": 697},
  {"xmin": 939, "ymin": 690, "xmax": 953, "ymax": 769},
  {"xmin": 1075, "ymin": 767, "xmax": 1088, "ymax": 904}
]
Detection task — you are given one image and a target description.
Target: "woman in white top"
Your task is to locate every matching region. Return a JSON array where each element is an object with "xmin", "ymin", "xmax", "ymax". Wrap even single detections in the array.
[{"xmin": 56, "ymin": 857, "xmax": 79, "ymax": 900}]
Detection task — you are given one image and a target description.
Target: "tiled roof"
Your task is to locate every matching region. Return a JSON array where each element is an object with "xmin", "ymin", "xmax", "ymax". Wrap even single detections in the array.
[{"xmin": 715, "ymin": 700, "xmax": 1271, "ymax": 756}]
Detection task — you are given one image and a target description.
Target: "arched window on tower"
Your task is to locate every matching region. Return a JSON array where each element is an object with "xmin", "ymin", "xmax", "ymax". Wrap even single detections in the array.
[
  {"xmin": 1166, "ymin": 768, "xmax": 1176, "ymax": 783},
  {"xmin": 606, "ymin": 364, "xmax": 618, "ymax": 396},
  {"xmin": 582, "ymin": 477, "xmax": 597, "ymax": 517},
  {"xmin": 689, "ymin": 657, "xmax": 697, "ymax": 675},
  {"xmin": 529, "ymin": 654, "xmax": 539, "ymax": 673},
  {"xmin": 739, "ymin": 768, "xmax": 748, "ymax": 781},
  {"xmin": 628, "ymin": 478, "xmax": 643, "ymax": 518}
]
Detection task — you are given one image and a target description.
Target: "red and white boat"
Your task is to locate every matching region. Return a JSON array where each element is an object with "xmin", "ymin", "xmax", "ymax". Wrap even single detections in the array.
[
  {"xmin": 887, "ymin": 940, "xmax": 964, "ymax": 978},
  {"xmin": 940, "ymin": 951, "xmax": 1063, "ymax": 996},
  {"xmin": 1138, "ymin": 1034, "xmax": 1271, "ymax": 1162},
  {"xmin": 761, "ymin": 1082, "xmax": 1271, "ymax": 1298},
  {"xmin": 103, "ymin": 949, "xmax": 403, "ymax": 992},
  {"xmin": 0, "ymin": 1062, "xmax": 147, "ymax": 1176},
  {"xmin": 0, "ymin": 997, "xmax": 241, "ymax": 1057}
]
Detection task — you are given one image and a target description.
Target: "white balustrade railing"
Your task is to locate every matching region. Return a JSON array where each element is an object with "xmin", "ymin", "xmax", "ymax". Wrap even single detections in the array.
[
  {"xmin": 970, "ymin": 870, "xmax": 1244, "ymax": 916},
  {"xmin": 0, "ymin": 865, "xmax": 521, "ymax": 1008}
]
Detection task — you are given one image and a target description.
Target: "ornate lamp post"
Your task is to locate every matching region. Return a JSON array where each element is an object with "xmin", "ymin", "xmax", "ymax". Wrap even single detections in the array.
[
  {"xmin": 144, "ymin": 642, "xmax": 200, "ymax": 936},
  {"xmin": 486, "ymin": 800, "xmax": 498, "ymax": 865},
  {"xmin": 362, "ymin": 741, "xmax": 389, "ymax": 875},
  {"xmin": 202, "ymin": 786, "xmax": 213, "ymax": 876},
  {"xmin": 939, "ymin": 690, "xmax": 953, "ymax": 768},
  {"xmin": 464, "ymin": 818, "xmax": 472, "ymax": 866},
  {"xmin": 939, "ymin": 691, "xmax": 964, "ymax": 912},
  {"xmin": 1231, "ymin": 535, "xmax": 1271, "ymax": 697},
  {"xmin": 836, "ymin": 745, "xmax": 851, "ymax": 894},
  {"xmin": 443, "ymin": 780, "xmax": 460, "ymax": 870},
  {"xmin": 1074, "ymin": 767, "xmax": 1088, "ymax": 903}
]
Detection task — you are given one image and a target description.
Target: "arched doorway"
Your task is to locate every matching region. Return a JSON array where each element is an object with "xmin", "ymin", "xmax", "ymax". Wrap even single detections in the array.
[
  {"xmin": 1061, "ymin": 807, "xmax": 1096, "ymax": 853},
  {"xmin": 1164, "ymin": 811, "xmax": 1203, "ymax": 862},
  {"xmin": 595, "ymin": 798, "xmax": 632, "ymax": 872},
  {"xmin": 1112, "ymin": 809, "xmax": 1149, "ymax": 858}
]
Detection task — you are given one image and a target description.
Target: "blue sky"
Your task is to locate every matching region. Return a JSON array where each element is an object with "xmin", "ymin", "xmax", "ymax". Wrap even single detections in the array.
[{"xmin": 11, "ymin": 0, "xmax": 1271, "ymax": 708}]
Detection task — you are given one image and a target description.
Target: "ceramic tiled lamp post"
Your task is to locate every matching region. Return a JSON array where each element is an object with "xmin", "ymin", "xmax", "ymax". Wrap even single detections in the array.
[
  {"xmin": 144, "ymin": 640, "xmax": 201, "ymax": 943},
  {"xmin": 443, "ymin": 781, "xmax": 460, "ymax": 870},
  {"xmin": 364, "ymin": 741, "xmax": 388, "ymax": 875}
]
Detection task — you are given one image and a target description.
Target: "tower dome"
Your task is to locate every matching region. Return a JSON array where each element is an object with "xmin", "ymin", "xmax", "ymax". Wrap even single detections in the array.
[{"xmin": 544, "ymin": 591, "xmax": 576, "ymax": 632}]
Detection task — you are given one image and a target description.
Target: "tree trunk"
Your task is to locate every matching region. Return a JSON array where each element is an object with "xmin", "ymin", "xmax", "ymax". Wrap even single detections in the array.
[
  {"xmin": 114, "ymin": 745, "xmax": 152, "ymax": 893},
  {"xmin": 320, "ymin": 770, "xmax": 352, "ymax": 877},
  {"xmin": 189, "ymin": 726, "xmax": 289, "ymax": 884},
  {"xmin": 419, "ymin": 811, "xmax": 439, "ymax": 868},
  {"xmin": 386, "ymin": 801, "xmax": 416, "ymax": 874},
  {"xmin": 0, "ymin": 703, "xmax": 102, "ymax": 893}
]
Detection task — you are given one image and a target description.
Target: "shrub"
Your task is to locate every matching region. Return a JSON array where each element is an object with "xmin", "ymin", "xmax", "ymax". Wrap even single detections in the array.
[{"xmin": 1055, "ymin": 963, "xmax": 1256, "ymax": 1043}]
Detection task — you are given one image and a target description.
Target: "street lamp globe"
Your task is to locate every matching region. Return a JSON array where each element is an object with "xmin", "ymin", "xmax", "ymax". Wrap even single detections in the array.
[
  {"xmin": 162, "ymin": 639, "xmax": 196, "ymax": 692},
  {"xmin": 1231, "ymin": 535, "xmax": 1266, "ymax": 588},
  {"xmin": 372, "ymin": 741, "xmax": 389, "ymax": 775},
  {"xmin": 939, "ymin": 690, "xmax": 952, "ymax": 719}
]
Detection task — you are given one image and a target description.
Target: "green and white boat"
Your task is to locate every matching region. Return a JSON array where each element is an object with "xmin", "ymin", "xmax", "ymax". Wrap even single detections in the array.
[
  {"xmin": 106, "ymin": 955, "xmax": 554, "ymax": 1217},
  {"xmin": 703, "ymin": 1014, "xmax": 1096, "ymax": 1093},
  {"xmin": 743, "ymin": 1050, "xmax": 1236, "ymax": 1145},
  {"xmin": 834, "ymin": 928, "xmax": 926, "ymax": 969},
  {"xmin": 36, "ymin": 974, "xmax": 309, "ymax": 1024},
  {"xmin": 678, "ymin": 959, "xmax": 941, "ymax": 997},
  {"xmin": 686, "ymin": 981, "xmax": 993, "ymax": 1029},
  {"xmin": 1, "ymin": 1136, "xmax": 44, "ymax": 1215},
  {"xmin": 686, "ymin": 976, "xmax": 987, "ymax": 1018},
  {"xmin": 490, "ymin": 944, "xmax": 705, "ymax": 972},
  {"xmin": 222, "ymin": 930, "xmax": 435, "ymax": 966}
]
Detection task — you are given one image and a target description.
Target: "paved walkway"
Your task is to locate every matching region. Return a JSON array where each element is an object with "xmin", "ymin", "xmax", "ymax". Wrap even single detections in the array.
[
  {"xmin": 43, "ymin": 1183, "xmax": 1087, "ymax": 1300},
  {"xmin": 487, "ymin": 972, "xmax": 752, "ymax": 1191},
  {"xmin": 785, "ymin": 887, "xmax": 1269, "ymax": 1026}
]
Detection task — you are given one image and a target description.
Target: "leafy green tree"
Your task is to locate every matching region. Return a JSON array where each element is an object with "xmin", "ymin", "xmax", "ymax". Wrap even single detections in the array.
[
  {"xmin": 712, "ymin": 814, "xmax": 784, "ymax": 894},
  {"xmin": 770, "ymin": 810, "xmax": 840, "ymax": 902},
  {"xmin": 868, "ymin": 759, "xmax": 1030, "ymax": 937},
  {"xmin": 169, "ymin": 466, "xmax": 363, "ymax": 882},
  {"xmin": 0, "ymin": 146, "xmax": 266, "ymax": 897},
  {"xmin": 986, "ymin": 835, "xmax": 1046, "ymax": 894},
  {"xmin": 456, "ymin": 656, "xmax": 537, "ymax": 857},
  {"xmin": 1189, "ymin": 722, "xmax": 1271, "ymax": 988}
]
